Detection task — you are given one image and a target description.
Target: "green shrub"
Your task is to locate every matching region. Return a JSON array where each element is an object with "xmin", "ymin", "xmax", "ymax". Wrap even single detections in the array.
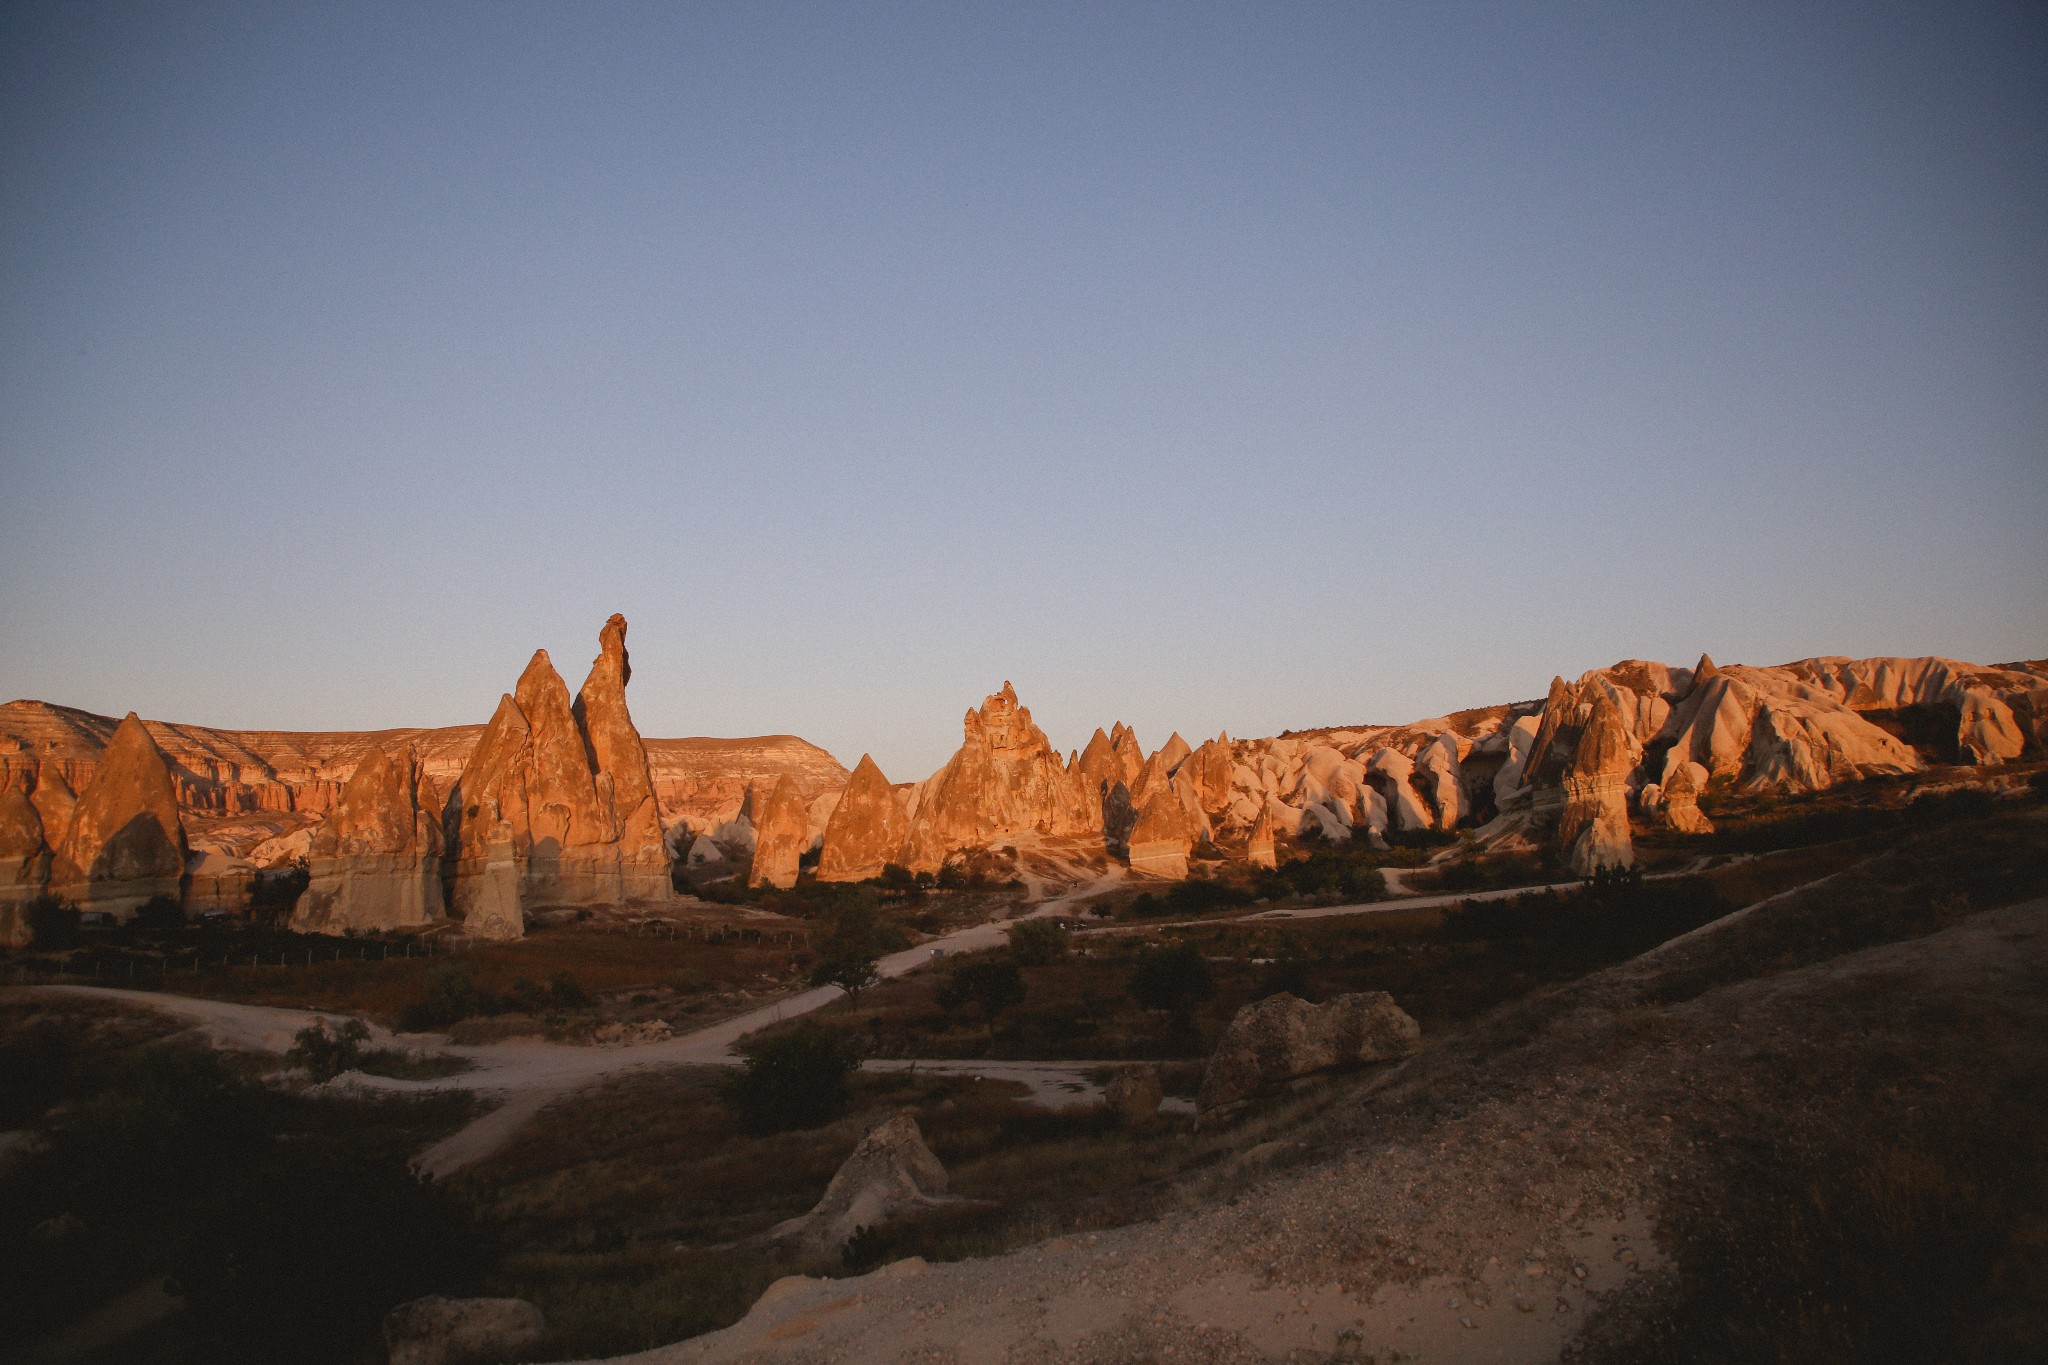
[
  {"xmin": 1127, "ymin": 943, "xmax": 1215, "ymax": 1021},
  {"xmin": 397, "ymin": 965, "xmax": 495, "ymax": 1032},
  {"xmin": 719, "ymin": 1024, "xmax": 863, "ymax": 1134},
  {"xmin": 25, "ymin": 894, "xmax": 79, "ymax": 949},
  {"xmin": 131, "ymin": 895, "xmax": 186, "ymax": 930},
  {"xmin": 286, "ymin": 1019, "xmax": 371, "ymax": 1082},
  {"xmin": 1006, "ymin": 918, "xmax": 1068, "ymax": 966},
  {"xmin": 1163, "ymin": 878, "xmax": 1255, "ymax": 914},
  {"xmin": 937, "ymin": 960, "xmax": 1026, "ymax": 1030}
]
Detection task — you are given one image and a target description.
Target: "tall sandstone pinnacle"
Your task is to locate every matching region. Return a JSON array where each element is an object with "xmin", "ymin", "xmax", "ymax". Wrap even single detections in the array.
[
  {"xmin": 449, "ymin": 693, "xmax": 531, "ymax": 941},
  {"xmin": 0, "ymin": 781, "xmax": 50, "ymax": 947},
  {"xmin": 1108, "ymin": 723, "xmax": 1145, "ymax": 790},
  {"xmin": 817, "ymin": 755, "xmax": 909, "ymax": 883},
  {"xmin": 293, "ymin": 743, "xmax": 444, "ymax": 934},
  {"xmin": 1557, "ymin": 691, "xmax": 1636, "ymax": 873},
  {"xmin": 49, "ymin": 713, "xmax": 187, "ymax": 917},
  {"xmin": 1244, "ymin": 802, "xmax": 1277, "ymax": 870},
  {"xmin": 444, "ymin": 616, "xmax": 674, "ymax": 939},
  {"xmin": 573, "ymin": 613, "xmax": 672, "ymax": 898},
  {"xmin": 749, "ymin": 774, "xmax": 810, "ymax": 889}
]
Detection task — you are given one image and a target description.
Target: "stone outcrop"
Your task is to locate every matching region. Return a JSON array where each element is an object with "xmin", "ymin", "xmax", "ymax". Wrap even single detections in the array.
[
  {"xmin": 1197, "ymin": 991, "xmax": 1420, "ymax": 1113},
  {"xmin": 573, "ymin": 614, "xmax": 672, "ymax": 898},
  {"xmin": 898, "ymin": 684, "xmax": 1098, "ymax": 872},
  {"xmin": 1127, "ymin": 783, "xmax": 1197, "ymax": 879},
  {"xmin": 1244, "ymin": 803, "xmax": 1277, "ymax": 869},
  {"xmin": 1108, "ymin": 723, "xmax": 1146, "ymax": 789},
  {"xmin": 1365, "ymin": 749, "xmax": 1433, "ymax": 832},
  {"xmin": 384, "ymin": 1296, "xmax": 545, "ymax": 1365},
  {"xmin": 444, "ymin": 618, "xmax": 676, "ymax": 934},
  {"xmin": 29, "ymin": 761, "xmax": 75, "ymax": 851},
  {"xmin": 817, "ymin": 755, "xmax": 910, "ymax": 883},
  {"xmin": 748, "ymin": 774, "xmax": 810, "ymax": 889},
  {"xmin": 0, "ymin": 782, "xmax": 50, "ymax": 946},
  {"xmin": 1641, "ymin": 758, "xmax": 1714, "ymax": 835},
  {"xmin": 291, "ymin": 744, "xmax": 444, "ymax": 933},
  {"xmin": 1075, "ymin": 728, "xmax": 1122, "ymax": 800},
  {"xmin": 1556, "ymin": 691, "xmax": 1637, "ymax": 873},
  {"xmin": 49, "ymin": 713, "xmax": 187, "ymax": 917},
  {"xmin": 768, "ymin": 1111, "xmax": 955, "ymax": 1254},
  {"xmin": 1104, "ymin": 1065, "xmax": 1164, "ymax": 1123}
]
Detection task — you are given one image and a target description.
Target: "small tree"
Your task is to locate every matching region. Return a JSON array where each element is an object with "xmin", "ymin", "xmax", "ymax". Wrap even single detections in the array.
[
  {"xmin": 938, "ymin": 959, "xmax": 1026, "ymax": 1034},
  {"xmin": 808, "ymin": 902, "xmax": 886, "ymax": 1001},
  {"xmin": 1006, "ymin": 918, "xmax": 1067, "ymax": 966},
  {"xmin": 132, "ymin": 895, "xmax": 187, "ymax": 931},
  {"xmin": 26, "ymin": 894, "xmax": 80, "ymax": 949},
  {"xmin": 287, "ymin": 1019, "xmax": 371, "ymax": 1082},
  {"xmin": 720, "ymin": 1024, "xmax": 863, "ymax": 1133},
  {"xmin": 1127, "ymin": 942, "xmax": 1215, "ymax": 1027}
]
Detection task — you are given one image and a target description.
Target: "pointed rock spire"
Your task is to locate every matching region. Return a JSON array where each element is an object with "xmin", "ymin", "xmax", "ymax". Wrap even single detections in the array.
[
  {"xmin": 749, "ymin": 774, "xmax": 810, "ymax": 889},
  {"xmin": 50, "ymin": 713, "xmax": 187, "ymax": 917},
  {"xmin": 295, "ymin": 743, "xmax": 444, "ymax": 933},
  {"xmin": 818, "ymin": 755, "xmax": 910, "ymax": 883}
]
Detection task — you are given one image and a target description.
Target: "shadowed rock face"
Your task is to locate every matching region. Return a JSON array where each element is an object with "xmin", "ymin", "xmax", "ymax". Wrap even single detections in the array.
[
  {"xmin": 293, "ymin": 743, "xmax": 444, "ymax": 934},
  {"xmin": 817, "ymin": 755, "xmax": 909, "ymax": 883},
  {"xmin": 1128, "ymin": 782, "xmax": 1196, "ymax": 880},
  {"xmin": 769, "ymin": 1111, "xmax": 953, "ymax": 1254},
  {"xmin": 29, "ymin": 761, "xmax": 75, "ymax": 851},
  {"xmin": 748, "ymin": 774, "xmax": 810, "ymax": 889},
  {"xmin": 0, "ymin": 782, "xmax": 50, "ymax": 946},
  {"xmin": 49, "ymin": 712, "xmax": 187, "ymax": 917},
  {"xmin": 1245, "ymin": 803, "xmax": 1277, "ymax": 870}
]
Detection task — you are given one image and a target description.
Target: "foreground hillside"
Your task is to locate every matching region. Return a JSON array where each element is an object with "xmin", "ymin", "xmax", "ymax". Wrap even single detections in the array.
[{"xmin": 588, "ymin": 804, "xmax": 2048, "ymax": 1365}]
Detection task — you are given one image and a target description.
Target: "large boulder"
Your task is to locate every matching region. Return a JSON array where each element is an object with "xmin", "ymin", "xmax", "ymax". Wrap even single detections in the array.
[
  {"xmin": 383, "ymin": 1295, "xmax": 544, "ymax": 1365},
  {"xmin": 1197, "ymin": 992, "xmax": 1420, "ymax": 1113},
  {"xmin": 48, "ymin": 712, "xmax": 187, "ymax": 918},
  {"xmin": 748, "ymin": 773, "xmax": 810, "ymax": 889},
  {"xmin": 292, "ymin": 743, "xmax": 444, "ymax": 933},
  {"xmin": 1104, "ymin": 1065, "xmax": 1164, "ymax": 1124},
  {"xmin": 816, "ymin": 754, "xmax": 909, "ymax": 883},
  {"xmin": 768, "ymin": 1111, "xmax": 954, "ymax": 1254}
]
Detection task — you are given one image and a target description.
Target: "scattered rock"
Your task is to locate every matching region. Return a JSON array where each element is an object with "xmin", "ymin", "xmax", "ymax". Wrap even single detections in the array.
[
  {"xmin": 1197, "ymin": 992, "xmax": 1420, "ymax": 1113},
  {"xmin": 768, "ymin": 1111, "xmax": 958, "ymax": 1255}
]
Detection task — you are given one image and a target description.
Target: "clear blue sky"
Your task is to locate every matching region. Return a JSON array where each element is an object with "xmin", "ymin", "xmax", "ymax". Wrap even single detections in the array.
[{"xmin": 3, "ymin": 1, "xmax": 2043, "ymax": 779}]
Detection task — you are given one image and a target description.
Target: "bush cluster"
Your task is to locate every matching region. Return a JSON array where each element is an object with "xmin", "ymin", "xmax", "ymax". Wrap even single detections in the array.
[{"xmin": 718, "ymin": 1024, "xmax": 863, "ymax": 1134}]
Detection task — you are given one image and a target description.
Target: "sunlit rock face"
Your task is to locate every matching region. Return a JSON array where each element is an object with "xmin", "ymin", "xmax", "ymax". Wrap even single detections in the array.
[
  {"xmin": 444, "ymin": 616, "xmax": 677, "ymax": 936},
  {"xmin": 574, "ymin": 614, "xmax": 673, "ymax": 900},
  {"xmin": 897, "ymin": 683, "xmax": 1101, "ymax": 872},
  {"xmin": 48, "ymin": 712, "xmax": 188, "ymax": 918},
  {"xmin": 816, "ymin": 755, "xmax": 910, "ymax": 884},
  {"xmin": 293, "ymin": 743, "xmax": 444, "ymax": 934},
  {"xmin": 1244, "ymin": 802, "xmax": 1277, "ymax": 870},
  {"xmin": 748, "ymin": 774, "xmax": 810, "ymax": 889}
]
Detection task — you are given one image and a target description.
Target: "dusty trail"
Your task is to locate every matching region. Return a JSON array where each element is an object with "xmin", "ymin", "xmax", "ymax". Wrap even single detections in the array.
[{"xmin": 22, "ymin": 872, "xmax": 1674, "ymax": 1173}]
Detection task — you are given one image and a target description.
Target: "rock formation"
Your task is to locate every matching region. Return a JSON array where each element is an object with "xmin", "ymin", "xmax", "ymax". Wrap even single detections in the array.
[
  {"xmin": 29, "ymin": 761, "xmax": 75, "ymax": 851},
  {"xmin": 1244, "ymin": 802, "xmax": 1277, "ymax": 869},
  {"xmin": 817, "ymin": 755, "xmax": 910, "ymax": 883},
  {"xmin": 573, "ymin": 614, "xmax": 672, "ymax": 899},
  {"xmin": 1365, "ymin": 749, "xmax": 1433, "ymax": 832},
  {"xmin": 1104, "ymin": 1065, "xmax": 1165, "ymax": 1124},
  {"xmin": 1556, "ymin": 692, "xmax": 1636, "ymax": 873},
  {"xmin": 748, "ymin": 774, "xmax": 810, "ymax": 889},
  {"xmin": 897, "ymin": 683, "xmax": 1098, "ymax": 872},
  {"xmin": 1075, "ymin": 728, "xmax": 1122, "ymax": 800},
  {"xmin": 1127, "ymin": 783, "xmax": 1197, "ymax": 879},
  {"xmin": 768, "ymin": 1111, "xmax": 956, "ymax": 1254},
  {"xmin": 444, "ymin": 618, "xmax": 676, "ymax": 934},
  {"xmin": 1108, "ymin": 722, "xmax": 1145, "ymax": 789},
  {"xmin": 292, "ymin": 744, "xmax": 444, "ymax": 933},
  {"xmin": 1197, "ymin": 991, "xmax": 1420, "ymax": 1113},
  {"xmin": 48, "ymin": 713, "xmax": 187, "ymax": 917},
  {"xmin": 0, "ymin": 781, "xmax": 50, "ymax": 946}
]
